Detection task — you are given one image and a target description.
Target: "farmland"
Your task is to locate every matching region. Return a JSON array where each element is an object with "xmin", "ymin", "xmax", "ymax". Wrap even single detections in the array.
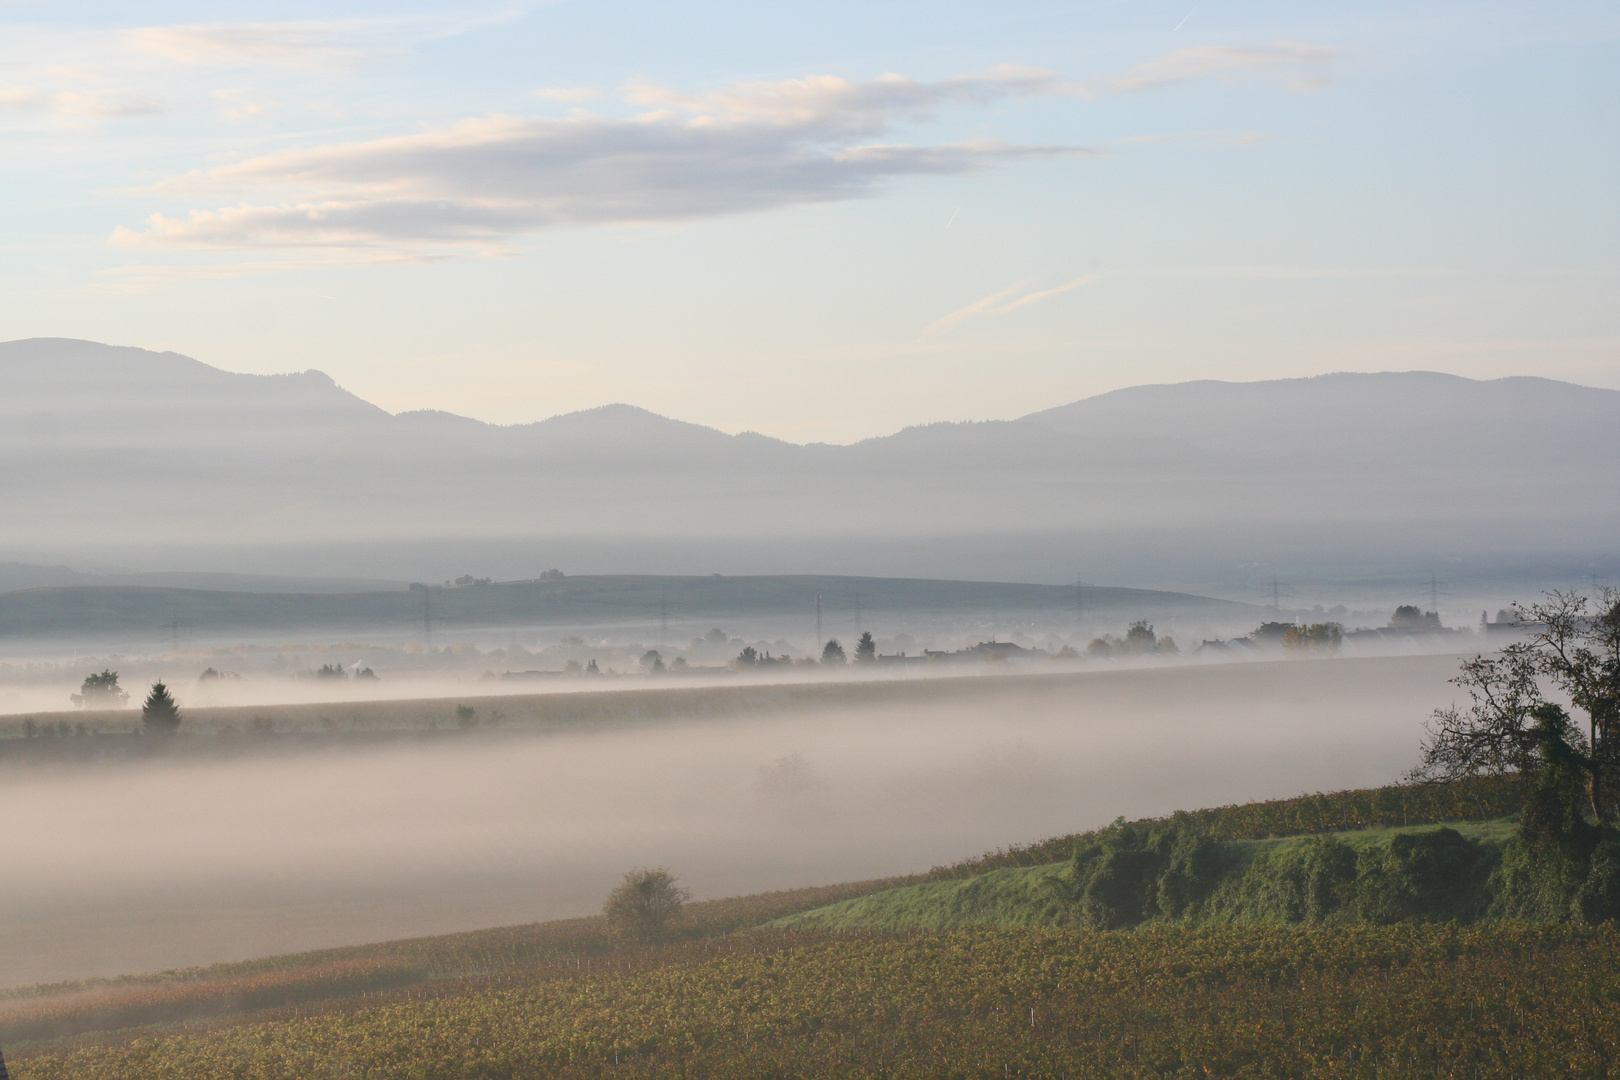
[{"xmin": 6, "ymin": 776, "xmax": 1586, "ymax": 1080}]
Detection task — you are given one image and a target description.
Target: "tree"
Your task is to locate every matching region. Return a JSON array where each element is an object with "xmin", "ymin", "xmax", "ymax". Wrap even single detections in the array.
[
  {"xmin": 1282, "ymin": 622, "xmax": 1343, "ymax": 651},
  {"xmin": 821, "ymin": 639, "xmax": 846, "ymax": 665},
  {"xmin": 734, "ymin": 645, "xmax": 759, "ymax": 667},
  {"xmin": 1125, "ymin": 620, "xmax": 1158, "ymax": 653},
  {"xmin": 855, "ymin": 631, "xmax": 877, "ymax": 663},
  {"xmin": 141, "ymin": 681, "xmax": 182, "ymax": 735},
  {"xmin": 1414, "ymin": 589, "xmax": 1620, "ymax": 821},
  {"xmin": 640, "ymin": 649, "xmax": 665, "ymax": 673},
  {"xmin": 602, "ymin": 867, "xmax": 690, "ymax": 940},
  {"xmin": 71, "ymin": 669, "xmax": 128, "ymax": 708}
]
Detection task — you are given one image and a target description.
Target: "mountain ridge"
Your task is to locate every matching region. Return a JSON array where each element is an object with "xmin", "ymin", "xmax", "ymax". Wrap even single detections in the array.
[{"xmin": 2, "ymin": 339, "xmax": 1615, "ymax": 561}]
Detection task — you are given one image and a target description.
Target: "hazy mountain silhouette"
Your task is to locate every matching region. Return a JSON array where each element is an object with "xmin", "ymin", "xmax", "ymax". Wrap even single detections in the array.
[{"xmin": 3, "ymin": 339, "xmax": 1615, "ymax": 585}]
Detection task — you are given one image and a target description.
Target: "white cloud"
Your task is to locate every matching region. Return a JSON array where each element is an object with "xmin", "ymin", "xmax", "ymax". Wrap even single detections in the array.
[
  {"xmin": 0, "ymin": 82, "xmax": 162, "ymax": 119},
  {"xmin": 123, "ymin": 22, "xmax": 366, "ymax": 69},
  {"xmin": 922, "ymin": 274, "xmax": 1107, "ymax": 336},
  {"xmin": 1066, "ymin": 42, "xmax": 1340, "ymax": 97},
  {"xmin": 535, "ymin": 87, "xmax": 603, "ymax": 102},
  {"xmin": 113, "ymin": 69, "xmax": 1092, "ymax": 255}
]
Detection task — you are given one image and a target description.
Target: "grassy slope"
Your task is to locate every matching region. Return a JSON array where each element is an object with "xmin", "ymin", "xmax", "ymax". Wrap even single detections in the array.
[
  {"xmin": 0, "ymin": 778, "xmax": 1527, "ymax": 1068},
  {"xmin": 776, "ymin": 820, "xmax": 1521, "ymax": 933}
]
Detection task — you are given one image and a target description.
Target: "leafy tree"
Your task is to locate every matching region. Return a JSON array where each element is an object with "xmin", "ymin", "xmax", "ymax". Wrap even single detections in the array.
[
  {"xmin": 71, "ymin": 669, "xmax": 128, "ymax": 709},
  {"xmin": 1414, "ymin": 589, "xmax": 1620, "ymax": 820},
  {"xmin": 855, "ymin": 631, "xmax": 877, "ymax": 663},
  {"xmin": 455, "ymin": 704, "xmax": 477, "ymax": 728},
  {"xmin": 821, "ymin": 639, "xmax": 846, "ymax": 665},
  {"xmin": 735, "ymin": 645, "xmax": 759, "ymax": 666},
  {"xmin": 640, "ymin": 649, "xmax": 665, "ymax": 673},
  {"xmin": 602, "ymin": 867, "xmax": 690, "ymax": 940},
  {"xmin": 1125, "ymin": 620, "xmax": 1158, "ymax": 653},
  {"xmin": 315, "ymin": 663, "xmax": 347, "ymax": 680},
  {"xmin": 141, "ymin": 681, "xmax": 182, "ymax": 735},
  {"xmin": 1282, "ymin": 622, "xmax": 1343, "ymax": 651}
]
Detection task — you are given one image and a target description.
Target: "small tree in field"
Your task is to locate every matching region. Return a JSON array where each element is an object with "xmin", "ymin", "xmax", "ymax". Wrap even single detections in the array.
[
  {"xmin": 821, "ymin": 639, "xmax": 846, "ymax": 665},
  {"xmin": 72, "ymin": 669, "xmax": 129, "ymax": 708},
  {"xmin": 603, "ymin": 867, "xmax": 690, "ymax": 940},
  {"xmin": 141, "ymin": 681, "xmax": 182, "ymax": 735},
  {"xmin": 855, "ymin": 631, "xmax": 877, "ymax": 663}
]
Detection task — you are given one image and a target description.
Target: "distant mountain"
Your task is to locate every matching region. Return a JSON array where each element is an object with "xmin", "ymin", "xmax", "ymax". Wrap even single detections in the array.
[{"xmin": 2, "ymin": 339, "xmax": 1616, "ymax": 576}]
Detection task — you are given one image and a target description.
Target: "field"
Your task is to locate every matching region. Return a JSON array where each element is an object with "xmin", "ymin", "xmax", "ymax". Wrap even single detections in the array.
[{"xmin": 2, "ymin": 776, "xmax": 1561, "ymax": 1079}]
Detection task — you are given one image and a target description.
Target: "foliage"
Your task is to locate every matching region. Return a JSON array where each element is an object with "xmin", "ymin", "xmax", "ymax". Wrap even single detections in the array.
[
  {"xmin": 314, "ymin": 663, "xmax": 346, "ymax": 679},
  {"xmin": 819, "ymin": 639, "xmax": 845, "ymax": 665},
  {"xmin": 1283, "ymin": 622, "xmax": 1343, "ymax": 650},
  {"xmin": 603, "ymin": 868, "xmax": 690, "ymax": 941},
  {"xmin": 854, "ymin": 630, "xmax": 876, "ymax": 663},
  {"xmin": 923, "ymin": 774, "xmax": 1524, "ymax": 882},
  {"xmin": 638, "ymin": 650, "xmax": 664, "ymax": 673},
  {"xmin": 140, "ymin": 681, "xmax": 181, "ymax": 735},
  {"xmin": 1416, "ymin": 589, "xmax": 1620, "ymax": 819},
  {"xmin": 787, "ymin": 821, "xmax": 1521, "ymax": 934},
  {"xmin": 70, "ymin": 669, "xmax": 127, "ymax": 709},
  {"xmin": 16, "ymin": 924, "xmax": 1620, "ymax": 1080}
]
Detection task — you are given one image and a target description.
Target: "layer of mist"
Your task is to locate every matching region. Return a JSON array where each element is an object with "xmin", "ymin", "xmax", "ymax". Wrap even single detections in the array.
[{"xmin": 1, "ymin": 654, "xmax": 1462, "ymax": 987}]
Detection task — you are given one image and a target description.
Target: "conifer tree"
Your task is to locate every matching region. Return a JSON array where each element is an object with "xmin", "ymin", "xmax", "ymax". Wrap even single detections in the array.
[
  {"xmin": 141, "ymin": 680, "xmax": 182, "ymax": 735},
  {"xmin": 855, "ymin": 630, "xmax": 877, "ymax": 663}
]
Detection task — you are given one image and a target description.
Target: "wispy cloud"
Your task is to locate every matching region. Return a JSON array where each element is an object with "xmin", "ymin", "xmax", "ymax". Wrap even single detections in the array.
[
  {"xmin": 1179, "ymin": 265, "xmax": 1447, "ymax": 279},
  {"xmin": 123, "ymin": 22, "xmax": 366, "ymax": 69},
  {"xmin": 112, "ymin": 69, "xmax": 1092, "ymax": 256},
  {"xmin": 1065, "ymin": 42, "xmax": 1340, "ymax": 97},
  {"xmin": 0, "ymin": 82, "xmax": 163, "ymax": 119},
  {"xmin": 922, "ymin": 274, "xmax": 1106, "ymax": 336}
]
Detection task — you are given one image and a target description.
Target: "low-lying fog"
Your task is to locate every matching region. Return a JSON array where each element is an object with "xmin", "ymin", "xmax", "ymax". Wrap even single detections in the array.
[{"xmin": 1, "ymin": 654, "xmax": 1465, "ymax": 987}]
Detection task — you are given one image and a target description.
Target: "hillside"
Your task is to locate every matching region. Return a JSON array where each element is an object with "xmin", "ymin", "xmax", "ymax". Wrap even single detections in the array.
[
  {"xmin": 0, "ymin": 573, "xmax": 1256, "ymax": 642},
  {"xmin": 14, "ymin": 777, "xmax": 1620, "ymax": 1080}
]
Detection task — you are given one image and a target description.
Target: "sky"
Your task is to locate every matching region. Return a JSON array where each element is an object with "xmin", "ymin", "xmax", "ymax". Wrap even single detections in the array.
[{"xmin": 1, "ymin": 0, "xmax": 1615, "ymax": 442}]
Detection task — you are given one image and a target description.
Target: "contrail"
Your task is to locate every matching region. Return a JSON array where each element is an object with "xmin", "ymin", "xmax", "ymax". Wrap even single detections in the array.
[
  {"xmin": 945, "ymin": 207, "xmax": 961, "ymax": 230},
  {"xmin": 1173, "ymin": 5, "xmax": 1199, "ymax": 31}
]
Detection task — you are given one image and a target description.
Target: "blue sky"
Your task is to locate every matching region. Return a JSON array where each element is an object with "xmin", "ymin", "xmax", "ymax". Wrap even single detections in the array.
[{"xmin": 1, "ymin": 0, "xmax": 1615, "ymax": 440}]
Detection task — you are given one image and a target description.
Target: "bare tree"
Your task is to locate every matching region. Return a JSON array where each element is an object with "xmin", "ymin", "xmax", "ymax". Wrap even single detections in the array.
[{"xmin": 1414, "ymin": 589, "xmax": 1620, "ymax": 819}]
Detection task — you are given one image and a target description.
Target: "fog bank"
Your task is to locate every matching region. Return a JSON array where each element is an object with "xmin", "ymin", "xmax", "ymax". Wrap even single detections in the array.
[{"xmin": 1, "ymin": 654, "xmax": 1464, "ymax": 987}]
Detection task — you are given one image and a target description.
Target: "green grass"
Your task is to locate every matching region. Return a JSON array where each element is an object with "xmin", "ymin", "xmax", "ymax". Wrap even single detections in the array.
[{"xmin": 778, "ymin": 820, "xmax": 1523, "ymax": 933}]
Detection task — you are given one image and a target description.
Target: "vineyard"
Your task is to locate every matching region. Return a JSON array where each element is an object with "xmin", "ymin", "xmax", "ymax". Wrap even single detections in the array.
[
  {"xmin": 14, "ymin": 924, "xmax": 1620, "ymax": 1079},
  {"xmin": 7, "ymin": 776, "xmax": 1587, "ymax": 1080}
]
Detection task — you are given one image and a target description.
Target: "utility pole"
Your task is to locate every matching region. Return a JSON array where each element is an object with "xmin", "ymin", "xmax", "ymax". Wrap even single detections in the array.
[
  {"xmin": 854, "ymin": 593, "xmax": 862, "ymax": 634},
  {"xmin": 815, "ymin": 593, "xmax": 822, "ymax": 647},
  {"xmin": 424, "ymin": 589, "xmax": 433, "ymax": 644},
  {"xmin": 1430, "ymin": 573, "xmax": 1439, "ymax": 612},
  {"xmin": 1272, "ymin": 576, "xmax": 1281, "ymax": 611}
]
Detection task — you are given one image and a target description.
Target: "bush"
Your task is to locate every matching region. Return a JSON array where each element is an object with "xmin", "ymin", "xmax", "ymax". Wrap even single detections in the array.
[{"xmin": 603, "ymin": 867, "xmax": 690, "ymax": 940}]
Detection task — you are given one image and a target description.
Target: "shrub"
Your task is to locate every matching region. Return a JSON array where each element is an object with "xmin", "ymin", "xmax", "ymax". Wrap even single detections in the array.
[{"xmin": 604, "ymin": 867, "xmax": 690, "ymax": 940}]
